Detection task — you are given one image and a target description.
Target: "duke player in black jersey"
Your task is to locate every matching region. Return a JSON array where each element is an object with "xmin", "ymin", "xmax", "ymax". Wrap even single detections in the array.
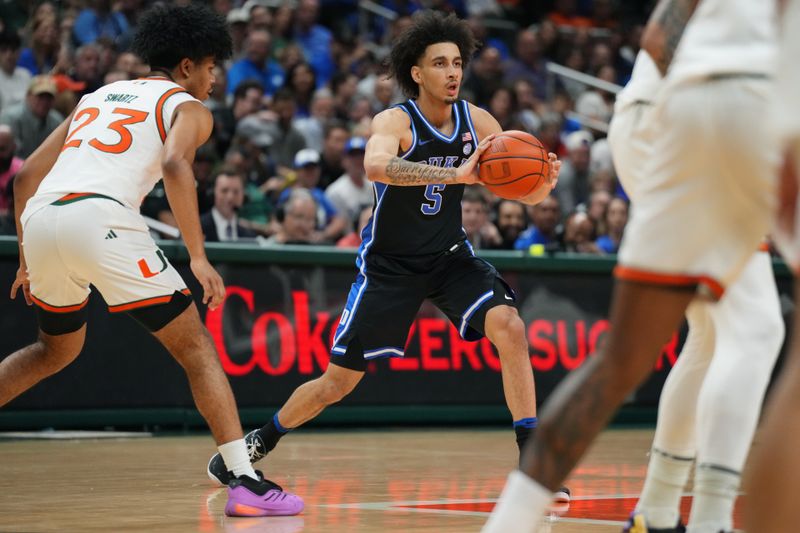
[{"xmin": 207, "ymin": 11, "xmax": 565, "ymax": 500}]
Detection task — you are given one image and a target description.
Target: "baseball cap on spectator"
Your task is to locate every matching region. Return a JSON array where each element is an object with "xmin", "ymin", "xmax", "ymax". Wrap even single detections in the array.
[
  {"xmin": 28, "ymin": 75, "xmax": 57, "ymax": 96},
  {"xmin": 226, "ymin": 7, "xmax": 249, "ymax": 24},
  {"xmin": 345, "ymin": 137, "xmax": 367, "ymax": 153},
  {"xmin": 564, "ymin": 130, "xmax": 594, "ymax": 152},
  {"xmin": 52, "ymin": 74, "xmax": 87, "ymax": 93},
  {"xmin": 294, "ymin": 148, "xmax": 321, "ymax": 168},
  {"xmin": 236, "ymin": 115, "xmax": 277, "ymax": 148}
]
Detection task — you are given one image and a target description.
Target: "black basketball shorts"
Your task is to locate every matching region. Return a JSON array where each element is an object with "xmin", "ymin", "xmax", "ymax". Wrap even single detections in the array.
[{"xmin": 329, "ymin": 241, "xmax": 516, "ymax": 371}]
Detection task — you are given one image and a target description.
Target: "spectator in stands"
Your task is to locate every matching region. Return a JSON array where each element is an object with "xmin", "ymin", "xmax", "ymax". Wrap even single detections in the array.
[
  {"xmin": 294, "ymin": 88, "xmax": 334, "ymax": 153},
  {"xmin": 0, "ymin": 31, "xmax": 31, "ymax": 114},
  {"xmin": 503, "ymin": 29, "xmax": 547, "ymax": 100},
  {"xmin": 511, "ymin": 78, "xmax": 543, "ymax": 132},
  {"xmin": 227, "ymin": 29, "xmax": 284, "ymax": 97},
  {"xmin": 73, "ymin": 0, "xmax": 130, "ymax": 47},
  {"xmin": 267, "ymin": 88, "xmax": 308, "ymax": 169},
  {"xmin": 72, "ymin": 0, "xmax": 129, "ymax": 46},
  {"xmin": 538, "ymin": 111, "xmax": 566, "ymax": 157},
  {"xmin": 462, "ymin": 187, "xmax": 502, "ymax": 249},
  {"xmin": 562, "ymin": 210, "xmax": 600, "ymax": 254},
  {"xmin": 278, "ymin": 148, "xmax": 347, "ymax": 243},
  {"xmin": 193, "ymin": 144, "xmax": 219, "ymax": 215},
  {"xmin": 337, "ymin": 205, "xmax": 373, "ymax": 248},
  {"xmin": 319, "ymin": 120, "xmax": 348, "ymax": 189},
  {"xmin": 200, "ymin": 169, "xmax": 257, "ymax": 243},
  {"xmin": 70, "ymin": 44, "xmax": 103, "ymax": 96},
  {"xmin": 586, "ymin": 188, "xmax": 611, "ymax": 235},
  {"xmin": 18, "ymin": 15, "xmax": 59, "ymax": 76},
  {"xmin": 293, "ymin": 0, "xmax": 334, "ymax": 86},
  {"xmin": 595, "ymin": 196, "xmax": 628, "ymax": 254},
  {"xmin": 491, "ymin": 199, "xmax": 528, "ymax": 250},
  {"xmin": 114, "ymin": 51, "xmax": 145, "ymax": 79},
  {"xmin": 0, "ymin": 75, "xmax": 63, "ymax": 158},
  {"xmin": 556, "ymin": 130, "xmax": 593, "ymax": 214},
  {"xmin": 0, "ymin": 175, "xmax": 15, "ymax": 235},
  {"xmin": 205, "ymin": 64, "xmax": 228, "ymax": 114},
  {"xmin": 283, "ymin": 61, "xmax": 316, "ymax": 118},
  {"xmin": 330, "ymin": 71, "xmax": 358, "ymax": 122},
  {"xmin": 226, "ymin": 7, "xmax": 249, "ymax": 60},
  {"xmin": 548, "ymin": 0, "xmax": 592, "ymax": 28},
  {"xmin": 462, "ymin": 46, "xmax": 504, "ymax": 108},
  {"xmin": 213, "ymin": 80, "xmax": 265, "ymax": 157},
  {"xmin": 0, "ymin": 124, "xmax": 22, "ymax": 216},
  {"xmin": 514, "ymin": 194, "xmax": 562, "ymax": 252},
  {"xmin": 265, "ymin": 188, "xmax": 318, "ymax": 245},
  {"xmin": 325, "ymin": 137, "xmax": 372, "ymax": 227},
  {"xmin": 348, "ymin": 94, "xmax": 373, "ymax": 137}
]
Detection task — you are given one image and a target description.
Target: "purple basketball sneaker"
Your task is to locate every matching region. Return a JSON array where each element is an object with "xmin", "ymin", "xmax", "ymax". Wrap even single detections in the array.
[{"xmin": 225, "ymin": 473, "xmax": 304, "ymax": 517}]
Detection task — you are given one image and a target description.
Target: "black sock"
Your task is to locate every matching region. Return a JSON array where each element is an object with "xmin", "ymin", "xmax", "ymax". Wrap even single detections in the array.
[
  {"xmin": 513, "ymin": 417, "xmax": 538, "ymax": 466},
  {"xmin": 254, "ymin": 413, "xmax": 291, "ymax": 456}
]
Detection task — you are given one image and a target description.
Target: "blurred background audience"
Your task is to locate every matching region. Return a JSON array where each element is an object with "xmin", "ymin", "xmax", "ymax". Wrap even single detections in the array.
[{"xmin": 0, "ymin": 0, "xmax": 658, "ymax": 252}]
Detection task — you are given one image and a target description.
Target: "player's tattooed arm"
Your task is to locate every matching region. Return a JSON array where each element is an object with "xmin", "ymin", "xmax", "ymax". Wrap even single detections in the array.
[
  {"xmin": 384, "ymin": 157, "xmax": 458, "ymax": 185},
  {"xmin": 641, "ymin": 0, "xmax": 699, "ymax": 76}
]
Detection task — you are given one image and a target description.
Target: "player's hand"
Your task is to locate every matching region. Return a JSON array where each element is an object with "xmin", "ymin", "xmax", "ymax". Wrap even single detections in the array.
[
  {"xmin": 10, "ymin": 265, "xmax": 32, "ymax": 305},
  {"xmin": 546, "ymin": 152, "xmax": 561, "ymax": 191},
  {"xmin": 190, "ymin": 258, "xmax": 226, "ymax": 310},
  {"xmin": 456, "ymin": 133, "xmax": 496, "ymax": 185}
]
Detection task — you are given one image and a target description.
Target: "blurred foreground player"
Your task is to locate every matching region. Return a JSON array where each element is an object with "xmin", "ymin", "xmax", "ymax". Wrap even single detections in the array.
[
  {"xmin": 745, "ymin": 0, "xmax": 800, "ymax": 531},
  {"xmin": 0, "ymin": 4, "xmax": 302, "ymax": 518},
  {"xmin": 609, "ymin": 50, "xmax": 782, "ymax": 533},
  {"xmin": 484, "ymin": 0, "xmax": 778, "ymax": 530},
  {"xmin": 208, "ymin": 10, "xmax": 567, "ymax": 501}
]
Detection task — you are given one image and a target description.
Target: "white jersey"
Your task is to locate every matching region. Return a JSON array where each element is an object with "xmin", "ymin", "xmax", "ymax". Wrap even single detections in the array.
[
  {"xmin": 666, "ymin": 0, "xmax": 777, "ymax": 88},
  {"xmin": 614, "ymin": 51, "xmax": 662, "ymax": 111},
  {"xmin": 23, "ymin": 77, "xmax": 196, "ymax": 223},
  {"xmin": 775, "ymin": 0, "xmax": 800, "ymax": 141}
]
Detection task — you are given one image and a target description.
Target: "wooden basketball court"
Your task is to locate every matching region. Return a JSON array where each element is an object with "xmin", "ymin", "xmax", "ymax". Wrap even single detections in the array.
[{"xmin": 0, "ymin": 428, "xmax": 746, "ymax": 532}]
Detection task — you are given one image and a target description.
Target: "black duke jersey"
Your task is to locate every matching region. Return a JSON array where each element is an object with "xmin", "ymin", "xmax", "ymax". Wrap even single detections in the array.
[{"xmin": 359, "ymin": 99, "xmax": 479, "ymax": 257}]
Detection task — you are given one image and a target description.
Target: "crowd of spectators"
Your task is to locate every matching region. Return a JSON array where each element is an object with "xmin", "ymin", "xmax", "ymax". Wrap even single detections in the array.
[{"xmin": 0, "ymin": 0, "xmax": 655, "ymax": 255}]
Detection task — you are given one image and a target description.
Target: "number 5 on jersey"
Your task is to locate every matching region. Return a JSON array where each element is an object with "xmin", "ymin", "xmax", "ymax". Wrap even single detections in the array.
[
  {"xmin": 62, "ymin": 107, "xmax": 149, "ymax": 154},
  {"xmin": 421, "ymin": 184, "xmax": 446, "ymax": 215}
]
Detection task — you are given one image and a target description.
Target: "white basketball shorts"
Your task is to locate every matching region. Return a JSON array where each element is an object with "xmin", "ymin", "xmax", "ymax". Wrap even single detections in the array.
[
  {"xmin": 615, "ymin": 77, "xmax": 778, "ymax": 299},
  {"xmin": 22, "ymin": 194, "xmax": 189, "ymax": 314}
]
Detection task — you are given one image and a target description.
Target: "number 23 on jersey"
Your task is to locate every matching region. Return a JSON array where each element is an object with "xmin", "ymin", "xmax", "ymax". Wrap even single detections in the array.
[{"xmin": 62, "ymin": 106, "xmax": 149, "ymax": 154}]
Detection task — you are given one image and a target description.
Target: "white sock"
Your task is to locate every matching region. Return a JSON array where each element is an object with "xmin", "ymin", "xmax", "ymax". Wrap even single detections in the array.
[
  {"xmin": 482, "ymin": 470, "xmax": 552, "ymax": 533},
  {"xmin": 637, "ymin": 448, "xmax": 693, "ymax": 529},
  {"xmin": 218, "ymin": 439, "xmax": 259, "ymax": 481},
  {"xmin": 686, "ymin": 464, "xmax": 739, "ymax": 533}
]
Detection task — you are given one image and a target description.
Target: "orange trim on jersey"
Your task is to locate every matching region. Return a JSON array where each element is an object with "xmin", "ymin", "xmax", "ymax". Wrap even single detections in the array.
[
  {"xmin": 108, "ymin": 288, "xmax": 191, "ymax": 313},
  {"xmin": 758, "ymin": 241, "xmax": 770, "ymax": 252},
  {"xmin": 31, "ymin": 294, "xmax": 89, "ymax": 313},
  {"xmin": 155, "ymin": 87, "xmax": 187, "ymax": 143},
  {"xmin": 613, "ymin": 265, "xmax": 725, "ymax": 299}
]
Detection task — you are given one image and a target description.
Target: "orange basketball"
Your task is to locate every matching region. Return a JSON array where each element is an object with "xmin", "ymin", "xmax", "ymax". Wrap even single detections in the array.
[{"xmin": 478, "ymin": 130, "xmax": 549, "ymax": 200}]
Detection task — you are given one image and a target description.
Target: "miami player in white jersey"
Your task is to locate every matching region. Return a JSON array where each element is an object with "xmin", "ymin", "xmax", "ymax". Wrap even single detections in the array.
[
  {"xmin": 609, "ymin": 50, "xmax": 783, "ymax": 533},
  {"xmin": 0, "ymin": 4, "xmax": 302, "ymax": 518},
  {"xmin": 483, "ymin": 1, "xmax": 779, "ymax": 531},
  {"xmin": 746, "ymin": 0, "xmax": 800, "ymax": 531}
]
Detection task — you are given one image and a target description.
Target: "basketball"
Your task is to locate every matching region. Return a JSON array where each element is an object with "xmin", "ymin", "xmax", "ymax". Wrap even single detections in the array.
[{"xmin": 478, "ymin": 131, "xmax": 550, "ymax": 200}]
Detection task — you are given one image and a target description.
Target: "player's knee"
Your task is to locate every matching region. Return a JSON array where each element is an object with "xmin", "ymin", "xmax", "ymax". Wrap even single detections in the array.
[
  {"xmin": 486, "ymin": 306, "xmax": 525, "ymax": 345},
  {"xmin": 318, "ymin": 373, "xmax": 360, "ymax": 404},
  {"xmin": 37, "ymin": 338, "xmax": 81, "ymax": 375}
]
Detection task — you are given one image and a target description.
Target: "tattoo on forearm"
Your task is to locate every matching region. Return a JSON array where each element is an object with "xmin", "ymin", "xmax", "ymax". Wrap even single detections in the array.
[
  {"xmin": 384, "ymin": 157, "xmax": 457, "ymax": 185},
  {"xmin": 654, "ymin": 0, "xmax": 696, "ymax": 74}
]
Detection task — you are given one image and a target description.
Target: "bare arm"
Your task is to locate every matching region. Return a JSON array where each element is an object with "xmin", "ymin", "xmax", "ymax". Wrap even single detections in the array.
[
  {"xmin": 641, "ymin": 0, "xmax": 700, "ymax": 76},
  {"xmin": 11, "ymin": 112, "xmax": 73, "ymax": 303},
  {"xmin": 364, "ymin": 108, "xmax": 494, "ymax": 186},
  {"xmin": 161, "ymin": 101, "xmax": 224, "ymax": 309}
]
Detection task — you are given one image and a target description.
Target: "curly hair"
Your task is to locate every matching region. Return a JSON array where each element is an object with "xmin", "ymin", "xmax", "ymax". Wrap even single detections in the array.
[
  {"xmin": 132, "ymin": 4, "xmax": 232, "ymax": 71},
  {"xmin": 388, "ymin": 11, "xmax": 478, "ymax": 98}
]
